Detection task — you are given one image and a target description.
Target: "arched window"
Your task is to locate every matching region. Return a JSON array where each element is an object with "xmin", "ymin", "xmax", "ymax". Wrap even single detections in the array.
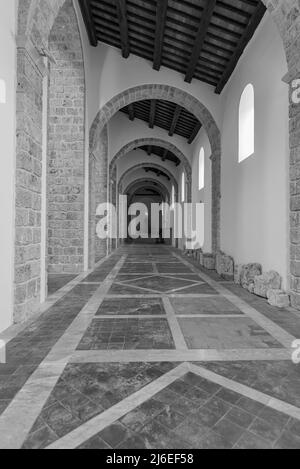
[
  {"xmin": 198, "ymin": 147, "xmax": 205, "ymax": 190},
  {"xmin": 239, "ymin": 84, "xmax": 254, "ymax": 163},
  {"xmin": 181, "ymin": 172, "xmax": 185, "ymax": 203},
  {"xmin": 0, "ymin": 79, "xmax": 6, "ymax": 104}
]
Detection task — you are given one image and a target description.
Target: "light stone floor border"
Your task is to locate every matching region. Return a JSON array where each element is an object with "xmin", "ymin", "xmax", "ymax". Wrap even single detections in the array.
[
  {"xmin": 0, "ymin": 252, "xmax": 117, "ymax": 344},
  {"xmin": 173, "ymin": 252, "xmax": 297, "ymax": 350},
  {"xmin": 0, "ymin": 256, "xmax": 127, "ymax": 450},
  {"xmin": 93, "ymin": 314, "xmax": 245, "ymax": 320},
  {"xmin": 162, "ymin": 297, "xmax": 188, "ymax": 350},
  {"xmin": 46, "ymin": 359, "xmax": 300, "ymax": 450},
  {"xmin": 69, "ymin": 349, "xmax": 291, "ymax": 363}
]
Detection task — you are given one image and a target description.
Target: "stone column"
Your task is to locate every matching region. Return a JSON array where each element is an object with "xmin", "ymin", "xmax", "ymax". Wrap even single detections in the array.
[
  {"xmin": 14, "ymin": 37, "xmax": 46, "ymax": 323},
  {"xmin": 289, "ymin": 75, "xmax": 300, "ymax": 308},
  {"xmin": 94, "ymin": 126, "xmax": 109, "ymax": 262},
  {"xmin": 211, "ymin": 151, "xmax": 221, "ymax": 254}
]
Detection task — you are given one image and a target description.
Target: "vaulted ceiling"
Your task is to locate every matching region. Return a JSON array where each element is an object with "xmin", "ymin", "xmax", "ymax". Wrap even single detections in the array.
[
  {"xmin": 120, "ymin": 100, "xmax": 202, "ymax": 144},
  {"xmin": 79, "ymin": 0, "xmax": 266, "ymax": 93}
]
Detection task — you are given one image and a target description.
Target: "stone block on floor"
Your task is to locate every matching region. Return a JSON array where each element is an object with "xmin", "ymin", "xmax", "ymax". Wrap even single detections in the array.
[
  {"xmin": 254, "ymin": 271, "xmax": 282, "ymax": 299},
  {"xmin": 216, "ymin": 251, "xmax": 234, "ymax": 280},
  {"xmin": 203, "ymin": 254, "xmax": 215, "ymax": 270},
  {"xmin": 234, "ymin": 264, "xmax": 244, "ymax": 285},
  {"xmin": 267, "ymin": 289, "xmax": 290, "ymax": 308},
  {"xmin": 241, "ymin": 264, "xmax": 262, "ymax": 290}
]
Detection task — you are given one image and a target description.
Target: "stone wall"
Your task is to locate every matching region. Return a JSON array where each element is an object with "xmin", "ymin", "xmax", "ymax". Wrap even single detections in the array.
[
  {"xmin": 14, "ymin": 43, "xmax": 44, "ymax": 322},
  {"xmin": 89, "ymin": 126, "xmax": 109, "ymax": 267},
  {"xmin": 47, "ymin": 0, "xmax": 85, "ymax": 274},
  {"xmin": 262, "ymin": 1, "xmax": 300, "ymax": 308}
]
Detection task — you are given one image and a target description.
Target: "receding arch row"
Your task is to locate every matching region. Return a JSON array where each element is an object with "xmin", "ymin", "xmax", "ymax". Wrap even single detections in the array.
[
  {"xmin": 91, "ymin": 85, "xmax": 220, "ymax": 251},
  {"xmin": 125, "ymin": 179, "xmax": 171, "ymax": 204},
  {"xmin": 110, "ymin": 137, "xmax": 191, "ymax": 205},
  {"xmin": 118, "ymin": 162, "xmax": 178, "ymax": 200}
]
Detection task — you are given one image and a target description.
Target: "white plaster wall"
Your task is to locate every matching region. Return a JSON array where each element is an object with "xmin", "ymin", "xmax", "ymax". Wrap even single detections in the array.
[
  {"xmin": 108, "ymin": 112, "xmax": 192, "ymax": 162},
  {"xmin": 191, "ymin": 128, "xmax": 212, "ymax": 253},
  {"xmin": 0, "ymin": 0, "xmax": 17, "ymax": 332},
  {"xmin": 220, "ymin": 15, "xmax": 289, "ymax": 287}
]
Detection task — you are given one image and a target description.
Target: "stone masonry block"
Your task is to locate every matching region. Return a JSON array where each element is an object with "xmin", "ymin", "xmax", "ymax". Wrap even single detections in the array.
[
  {"xmin": 267, "ymin": 289, "xmax": 290, "ymax": 308},
  {"xmin": 254, "ymin": 271, "xmax": 282, "ymax": 299}
]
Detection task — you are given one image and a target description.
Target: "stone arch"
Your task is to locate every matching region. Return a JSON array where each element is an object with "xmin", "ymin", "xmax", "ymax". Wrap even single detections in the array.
[
  {"xmin": 111, "ymin": 137, "xmax": 188, "ymax": 201},
  {"xmin": 15, "ymin": 0, "xmax": 86, "ymax": 322},
  {"xmin": 125, "ymin": 178, "xmax": 171, "ymax": 204},
  {"xmin": 118, "ymin": 163, "xmax": 178, "ymax": 200},
  {"xmin": 110, "ymin": 137, "xmax": 191, "ymax": 186}
]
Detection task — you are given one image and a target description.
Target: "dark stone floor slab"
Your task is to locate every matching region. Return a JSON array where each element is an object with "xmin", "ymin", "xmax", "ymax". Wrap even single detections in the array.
[
  {"xmin": 96, "ymin": 298, "xmax": 166, "ymax": 316},
  {"xmin": 77, "ymin": 318, "xmax": 175, "ymax": 350},
  {"xmin": 179, "ymin": 318, "xmax": 282, "ymax": 349},
  {"xmin": 197, "ymin": 361, "xmax": 300, "ymax": 408},
  {"xmin": 48, "ymin": 274, "xmax": 77, "ymax": 296},
  {"xmin": 76, "ymin": 372, "xmax": 299, "ymax": 449},
  {"xmin": 23, "ymin": 362, "xmax": 179, "ymax": 449},
  {"xmin": 156, "ymin": 264, "xmax": 193, "ymax": 274},
  {"xmin": 171, "ymin": 297, "xmax": 243, "ymax": 315}
]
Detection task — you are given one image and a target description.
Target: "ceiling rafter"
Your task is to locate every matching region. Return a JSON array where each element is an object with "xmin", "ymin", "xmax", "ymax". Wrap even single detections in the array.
[
  {"xmin": 185, "ymin": 0, "xmax": 217, "ymax": 84},
  {"xmin": 114, "ymin": 0, "xmax": 130, "ymax": 58},
  {"xmin": 128, "ymin": 103, "xmax": 135, "ymax": 121},
  {"xmin": 169, "ymin": 105, "xmax": 182, "ymax": 137},
  {"xmin": 215, "ymin": 2, "xmax": 266, "ymax": 94},
  {"xmin": 149, "ymin": 100, "xmax": 157, "ymax": 129},
  {"xmin": 120, "ymin": 99, "xmax": 202, "ymax": 144},
  {"xmin": 188, "ymin": 122, "xmax": 202, "ymax": 145},
  {"xmin": 153, "ymin": 0, "xmax": 168, "ymax": 71},
  {"xmin": 78, "ymin": 0, "xmax": 98, "ymax": 47}
]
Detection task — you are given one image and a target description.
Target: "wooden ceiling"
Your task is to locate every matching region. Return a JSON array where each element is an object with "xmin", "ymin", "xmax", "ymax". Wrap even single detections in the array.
[
  {"xmin": 144, "ymin": 167, "xmax": 171, "ymax": 180},
  {"xmin": 137, "ymin": 144, "xmax": 180, "ymax": 166},
  {"xmin": 121, "ymin": 99, "xmax": 202, "ymax": 144},
  {"xmin": 79, "ymin": 0, "xmax": 266, "ymax": 93}
]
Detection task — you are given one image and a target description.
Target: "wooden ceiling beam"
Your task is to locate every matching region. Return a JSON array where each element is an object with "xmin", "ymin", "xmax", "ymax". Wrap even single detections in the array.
[
  {"xmin": 153, "ymin": 0, "xmax": 168, "ymax": 71},
  {"xmin": 215, "ymin": 3, "xmax": 266, "ymax": 94},
  {"xmin": 128, "ymin": 103, "xmax": 135, "ymax": 121},
  {"xmin": 169, "ymin": 105, "xmax": 182, "ymax": 137},
  {"xmin": 185, "ymin": 0, "xmax": 217, "ymax": 83},
  {"xmin": 78, "ymin": 0, "xmax": 98, "ymax": 47},
  {"xmin": 149, "ymin": 100, "xmax": 157, "ymax": 129},
  {"xmin": 114, "ymin": 0, "xmax": 130, "ymax": 58},
  {"xmin": 162, "ymin": 149, "xmax": 169, "ymax": 161},
  {"xmin": 188, "ymin": 122, "xmax": 202, "ymax": 144}
]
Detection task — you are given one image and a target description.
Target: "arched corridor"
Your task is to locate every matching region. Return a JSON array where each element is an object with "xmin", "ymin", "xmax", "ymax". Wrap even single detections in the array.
[{"xmin": 0, "ymin": 0, "xmax": 299, "ymax": 450}]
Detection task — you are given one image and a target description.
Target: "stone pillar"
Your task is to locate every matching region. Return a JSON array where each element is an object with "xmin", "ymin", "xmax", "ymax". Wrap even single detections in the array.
[
  {"xmin": 94, "ymin": 126, "xmax": 108, "ymax": 262},
  {"xmin": 47, "ymin": 3, "xmax": 85, "ymax": 275},
  {"xmin": 14, "ymin": 38, "xmax": 46, "ymax": 322},
  {"xmin": 289, "ymin": 76, "xmax": 300, "ymax": 308},
  {"xmin": 211, "ymin": 151, "xmax": 221, "ymax": 254}
]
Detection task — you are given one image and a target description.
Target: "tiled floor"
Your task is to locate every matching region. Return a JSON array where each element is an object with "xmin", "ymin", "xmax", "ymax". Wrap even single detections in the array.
[{"xmin": 0, "ymin": 245, "xmax": 299, "ymax": 449}]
